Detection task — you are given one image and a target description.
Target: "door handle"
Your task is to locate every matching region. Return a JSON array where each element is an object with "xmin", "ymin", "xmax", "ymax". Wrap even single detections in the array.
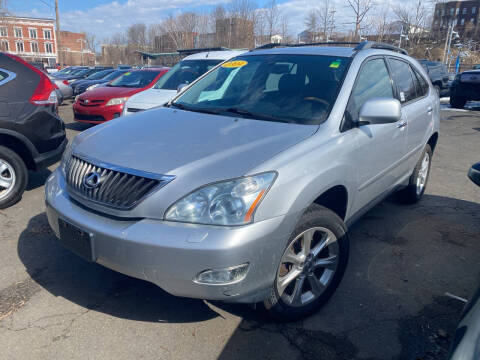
[
  {"xmin": 427, "ymin": 107, "xmax": 433, "ymax": 114},
  {"xmin": 397, "ymin": 120, "xmax": 407, "ymax": 128}
]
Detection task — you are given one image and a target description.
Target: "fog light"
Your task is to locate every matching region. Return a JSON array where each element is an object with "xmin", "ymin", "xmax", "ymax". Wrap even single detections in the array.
[{"xmin": 195, "ymin": 263, "xmax": 249, "ymax": 285}]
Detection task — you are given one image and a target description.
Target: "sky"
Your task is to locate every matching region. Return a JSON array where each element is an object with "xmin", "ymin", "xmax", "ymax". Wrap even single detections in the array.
[{"xmin": 9, "ymin": 0, "xmax": 416, "ymax": 42}]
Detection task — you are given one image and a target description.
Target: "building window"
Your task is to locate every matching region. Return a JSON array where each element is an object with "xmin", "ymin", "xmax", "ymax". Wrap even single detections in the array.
[
  {"xmin": 471, "ymin": 17, "xmax": 475, "ymax": 23},
  {"xmin": 473, "ymin": 7, "xmax": 477, "ymax": 14},
  {"xmin": 450, "ymin": 8, "xmax": 454, "ymax": 15},
  {"xmin": 442, "ymin": 9, "xmax": 445, "ymax": 16},
  {"xmin": 1, "ymin": 40, "xmax": 8, "ymax": 51},
  {"xmin": 45, "ymin": 42, "xmax": 53, "ymax": 53},
  {"xmin": 463, "ymin": 8, "xmax": 467, "ymax": 14},
  {"xmin": 461, "ymin": 18, "xmax": 465, "ymax": 25},
  {"xmin": 434, "ymin": 20, "xmax": 438, "ymax": 26},
  {"xmin": 456, "ymin": 8, "xmax": 460, "ymax": 15},
  {"xmin": 0, "ymin": 27, "xmax": 7, "ymax": 37},
  {"xmin": 16, "ymin": 41, "xmax": 24, "ymax": 52},
  {"xmin": 43, "ymin": 30, "xmax": 52, "ymax": 39},
  {"xmin": 29, "ymin": 28, "xmax": 37, "ymax": 39},
  {"xmin": 440, "ymin": 19, "xmax": 443, "ymax": 26},
  {"xmin": 14, "ymin": 28, "xmax": 22, "ymax": 38},
  {"xmin": 30, "ymin": 41, "xmax": 39, "ymax": 53}
]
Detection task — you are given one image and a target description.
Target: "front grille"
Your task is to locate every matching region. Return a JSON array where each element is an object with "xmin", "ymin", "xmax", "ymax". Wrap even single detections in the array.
[
  {"xmin": 78, "ymin": 99, "xmax": 103, "ymax": 106},
  {"xmin": 74, "ymin": 113, "xmax": 105, "ymax": 122},
  {"xmin": 65, "ymin": 155, "xmax": 173, "ymax": 210},
  {"xmin": 127, "ymin": 107, "xmax": 144, "ymax": 113}
]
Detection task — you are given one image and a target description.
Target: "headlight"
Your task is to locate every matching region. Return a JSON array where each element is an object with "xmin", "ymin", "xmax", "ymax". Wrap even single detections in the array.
[
  {"xmin": 165, "ymin": 172, "xmax": 277, "ymax": 226},
  {"xmin": 61, "ymin": 141, "xmax": 74, "ymax": 178},
  {"xmin": 105, "ymin": 97, "xmax": 129, "ymax": 106},
  {"xmin": 86, "ymin": 84, "xmax": 100, "ymax": 91}
]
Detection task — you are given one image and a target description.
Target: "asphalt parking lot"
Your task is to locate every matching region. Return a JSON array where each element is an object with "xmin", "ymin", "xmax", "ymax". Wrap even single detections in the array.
[{"xmin": 0, "ymin": 101, "xmax": 479, "ymax": 360}]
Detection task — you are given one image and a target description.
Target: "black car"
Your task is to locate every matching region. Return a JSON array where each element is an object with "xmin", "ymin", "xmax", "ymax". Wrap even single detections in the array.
[
  {"xmin": 449, "ymin": 71, "xmax": 480, "ymax": 108},
  {"xmin": 0, "ymin": 53, "xmax": 66, "ymax": 208},
  {"xmin": 419, "ymin": 60, "xmax": 450, "ymax": 94},
  {"xmin": 54, "ymin": 67, "xmax": 113, "ymax": 84},
  {"xmin": 71, "ymin": 69, "xmax": 128, "ymax": 96}
]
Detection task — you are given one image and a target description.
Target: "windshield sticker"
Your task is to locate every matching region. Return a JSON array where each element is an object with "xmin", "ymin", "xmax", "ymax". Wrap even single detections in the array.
[
  {"xmin": 329, "ymin": 60, "xmax": 341, "ymax": 68},
  {"xmin": 124, "ymin": 72, "xmax": 131, "ymax": 76},
  {"xmin": 222, "ymin": 60, "xmax": 248, "ymax": 68}
]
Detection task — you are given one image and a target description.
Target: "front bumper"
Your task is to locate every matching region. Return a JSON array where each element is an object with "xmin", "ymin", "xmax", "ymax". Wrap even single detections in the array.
[
  {"xmin": 45, "ymin": 169, "xmax": 293, "ymax": 303},
  {"xmin": 73, "ymin": 102, "xmax": 124, "ymax": 123}
]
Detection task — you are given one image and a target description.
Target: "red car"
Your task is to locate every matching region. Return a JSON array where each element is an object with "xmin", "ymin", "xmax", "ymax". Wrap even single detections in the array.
[{"xmin": 73, "ymin": 68, "xmax": 169, "ymax": 123}]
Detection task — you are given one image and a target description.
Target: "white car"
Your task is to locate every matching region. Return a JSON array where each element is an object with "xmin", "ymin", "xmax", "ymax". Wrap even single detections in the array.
[{"xmin": 122, "ymin": 50, "xmax": 246, "ymax": 116}]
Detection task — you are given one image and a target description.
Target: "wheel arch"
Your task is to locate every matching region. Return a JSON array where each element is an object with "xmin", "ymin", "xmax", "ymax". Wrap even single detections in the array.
[
  {"xmin": 427, "ymin": 132, "xmax": 439, "ymax": 153},
  {"xmin": 0, "ymin": 131, "xmax": 35, "ymax": 170},
  {"xmin": 313, "ymin": 185, "xmax": 348, "ymax": 221}
]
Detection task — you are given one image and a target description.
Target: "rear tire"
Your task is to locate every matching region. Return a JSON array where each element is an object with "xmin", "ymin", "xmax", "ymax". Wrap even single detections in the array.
[
  {"xmin": 450, "ymin": 96, "xmax": 467, "ymax": 108},
  {"xmin": 0, "ymin": 146, "xmax": 28, "ymax": 209},
  {"xmin": 263, "ymin": 204, "xmax": 349, "ymax": 322},
  {"xmin": 396, "ymin": 144, "xmax": 432, "ymax": 204}
]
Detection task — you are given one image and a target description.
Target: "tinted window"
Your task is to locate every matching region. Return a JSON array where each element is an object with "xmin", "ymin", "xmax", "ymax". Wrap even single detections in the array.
[
  {"xmin": 389, "ymin": 58, "xmax": 417, "ymax": 103},
  {"xmin": 154, "ymin": 60, "xmax": 222, "ymax": 90},
  {"xmin": 173, "ymin": 54, "xmax": 351, "ymax": 125},
  {"xmin": 108, "ymin": 71, "xmax": 160, "ymax": 88},
  {"xmin": 85, "ymin": 69, "xmax": 113, "ymax": 80},
  {"xmin": 346, "ymin": 58, "xmax": 394, "ymax": 122},
  {"xmin": 103, "ymin": 70, "xmax": 127, "ymax": 81},
  {"xmin": 412, "ymin": 68, "xmax": 429, "ymax": 97}
]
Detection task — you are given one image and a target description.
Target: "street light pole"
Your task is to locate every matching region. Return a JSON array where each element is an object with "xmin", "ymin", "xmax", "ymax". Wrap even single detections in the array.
[{"xmin": 54, "ymin": 0, "xmax": 62, "ymax": 66}]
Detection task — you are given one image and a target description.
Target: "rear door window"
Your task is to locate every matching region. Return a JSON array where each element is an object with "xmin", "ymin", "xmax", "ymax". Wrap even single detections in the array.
[
  {"xmin": 388, "ymin": 58, "xmax": 417, "ymax": 103},
  {"xmin": 412, "ymin": 67, "xmax": 429, "ymax": 97}
]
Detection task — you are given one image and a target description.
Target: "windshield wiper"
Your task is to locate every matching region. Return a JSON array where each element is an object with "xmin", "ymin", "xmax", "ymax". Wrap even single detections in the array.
[
  {"xmin": 223, "ymin": 107, "xmax": 293, "ymax": 123},
  {"xmin": 170, "ymin": 103, "xmax": 221, "ymax": 115}
]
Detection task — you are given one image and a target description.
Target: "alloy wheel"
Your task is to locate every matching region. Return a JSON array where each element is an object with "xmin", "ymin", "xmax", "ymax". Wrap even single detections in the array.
[
  {"xmin": 276, "ymin": 227, "xmax": 339, "ymax": 307},
  {"xmin": 0, "ymin": 158, "xmax": 16, "ymax": 201},
  {"xmin": 416, "ymin": 152, "xmax": 430, "ymax": 196}
]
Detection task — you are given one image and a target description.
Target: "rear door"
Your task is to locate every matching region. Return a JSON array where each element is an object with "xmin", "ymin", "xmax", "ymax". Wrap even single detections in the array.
[{"xmin": 387, "ymin": 57, "xmax": 431, "ymax": 171}]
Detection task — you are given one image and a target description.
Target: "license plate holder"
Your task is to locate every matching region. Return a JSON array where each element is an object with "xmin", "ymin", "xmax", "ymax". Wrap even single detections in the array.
[{"xmin": 58, "ymin": 219, "xmax": 93, "ymax": 262}]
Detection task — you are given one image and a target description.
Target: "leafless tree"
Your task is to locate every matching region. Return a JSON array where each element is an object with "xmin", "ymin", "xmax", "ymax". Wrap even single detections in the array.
[
  {"xmin": 265, "ymin": 0, "xmax": 280, "ymax": 37},
  {"xmin": 304, "ymin": 9, "xmax": 319, "ymax": 42},
  {"xmin": 84, "ymin": 32, "xmax": 98, "ymax": 53},
  {"xmin": 346, "ymin": 0, "xmax": 374, "ymax": 40},
  {"xmin": 371, "ymin": 1, "xmax": 391, "ymax": 42},
  {"xmin": 318, "ymin": 0, "xmax": 336, "ymax": 41},
  {"xmin": 280, "ymin": 14, "xmax": 290, "ymax": 43},
  {"xmin": 393, "ymin": 0, "xmax": 428, "ymax": 46}
]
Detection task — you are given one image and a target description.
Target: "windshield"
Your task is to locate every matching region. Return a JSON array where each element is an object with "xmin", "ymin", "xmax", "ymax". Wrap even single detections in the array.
[
  {"xmin": 173, "ymin": 55, "xmax": 351, "ymax": 125},
  {"xmin": 73, "ymin": 68, "xmax": 93, "ymax": 77},
  {"xmin": 108, "ymin": 70, "xmax": 159, "ymax": 88},
  {"xmin": 154, "ymin": 59, "xmax": 221, "ymax": 90},
  {"xmin": 103, "ymin": 70, "xmax": 127, "ymax": 81},
  {"xmin": 85, "ymin": 69, "xmax": 113, "ymax": 80}
]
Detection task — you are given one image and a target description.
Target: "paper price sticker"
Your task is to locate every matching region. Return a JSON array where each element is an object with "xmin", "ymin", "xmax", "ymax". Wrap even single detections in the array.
[{"xmin": 222, "ymin": 60, "xmax": 248, "ymax": 68}]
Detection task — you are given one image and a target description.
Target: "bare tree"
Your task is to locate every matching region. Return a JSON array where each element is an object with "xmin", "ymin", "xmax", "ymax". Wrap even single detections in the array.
[
  {"xmin": 318, "ymin": 0, "xmax": 336, "ymax": 41},
  {"xmin": 393, "ymin": 0, "xmax": 428, "ymax": 46},
  {"xmin": 371, "ymin": 1, "xmax": 391, "ymax": 42},
  {"xmin": 265, "ymin": 0, "xmax": 280, "ymax": 37},
  {"xmin": 84, "ymin": 32, "xmax": 98, "ymax": 53},
  {"xmin": 304, "ymin": 9, "xmax": 319, "ymax": 42},
  {"xmin": 346, "ymin": 0, "xmax": 374, "ymax": 40},
  {"xmin": 280, "ymin": 14, "xmax": 289, "ymax": 43}
]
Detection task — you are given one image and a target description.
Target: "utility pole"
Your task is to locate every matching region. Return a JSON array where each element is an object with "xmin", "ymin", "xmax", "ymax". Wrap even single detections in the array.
[{"xmin": 54, "ymin": 0, "xmax": 62, "ymax": 66}]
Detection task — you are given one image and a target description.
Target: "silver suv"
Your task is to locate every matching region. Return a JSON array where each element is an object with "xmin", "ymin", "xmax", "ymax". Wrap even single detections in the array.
[{"xmin": 45, "ymin": 42, "xmax": 440, "ymax": 321}]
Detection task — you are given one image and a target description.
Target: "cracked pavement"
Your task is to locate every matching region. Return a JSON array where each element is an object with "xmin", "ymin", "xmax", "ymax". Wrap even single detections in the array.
[{"xmin": 0, "ymin": 102, "xmax": 479, "ymax": 360}]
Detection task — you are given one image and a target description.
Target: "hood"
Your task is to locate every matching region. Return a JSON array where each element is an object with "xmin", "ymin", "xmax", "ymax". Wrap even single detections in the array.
[
  {"xmin": 74, "ymin": 107, "xmax": 316, "ymax": 186},
  {"xmin": 79, "ymin": 86, "xmax": 141, "ymax": 100},
  {"xmin": 126, "ymin": 88, "xmax": 177, "ymax": 109}
]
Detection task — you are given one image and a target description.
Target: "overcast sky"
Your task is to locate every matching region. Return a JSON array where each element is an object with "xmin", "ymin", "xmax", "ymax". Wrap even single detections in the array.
[{"xmin": 11, "ymin": 0, "xmax": 430, "ymax": 41}]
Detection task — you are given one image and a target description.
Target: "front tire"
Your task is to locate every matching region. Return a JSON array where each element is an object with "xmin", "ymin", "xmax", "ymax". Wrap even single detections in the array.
[
  {"xmin": 397, "ymin": 144, "xmax": 432, "ymax": 204},
  {"xmin": 263, "ymin": 204, "xmax": 349, "ymax": 322},
  {"xmin": 450, "ymin": 96, "xmax": 467, "ymax": 108},
  {"xmin": 0, "ymin": 146, "xmax": 28, "ymax": 209}
]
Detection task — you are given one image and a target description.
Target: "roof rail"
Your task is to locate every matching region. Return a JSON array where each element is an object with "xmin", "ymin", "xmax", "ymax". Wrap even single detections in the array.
[
  {"xmin": 250, "ymin": 41, "xmax": 408, "ymax": 55},
  {"xmin": 177, "ymin": 47, "xmax": 231, "ymax": 55},
  {"xmin": 250, "ymin": 41, "xmax": 361, "ymax": 51},
  {"xmin": 354, "ymin": 41, "xmax": 408, "ymax": 55}
]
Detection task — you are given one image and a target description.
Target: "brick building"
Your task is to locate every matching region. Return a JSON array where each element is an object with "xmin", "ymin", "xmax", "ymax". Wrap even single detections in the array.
[
  {"xmin": 215, "ymin": 18, "xmax": 254, "ymax": 48},
  {"xmin": 432, "ymin": 1, "xmax": 480, "ymax": 37},
  {"xmin": 0, "ymin": 15, "xmax": 57, "ymax": 66},
  {"xmin": 58, "ymin": 30, "xmax": 94, "ymax": 66}
]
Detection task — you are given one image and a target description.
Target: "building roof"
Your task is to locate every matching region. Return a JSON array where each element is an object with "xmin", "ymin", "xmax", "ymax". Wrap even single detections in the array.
[{"xmin": 0, "ymin": 15, "xmax": 54, "ymax": 22}]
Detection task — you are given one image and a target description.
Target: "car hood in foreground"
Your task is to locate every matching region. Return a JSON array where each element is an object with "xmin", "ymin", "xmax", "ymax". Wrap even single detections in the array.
[
  {"xmin": 73, "ymin": 107, "xmax": 316, "ymax": 185},
  {"xmin": 126, "ymin": 88, "xmax": 177, "ymax": 109}
]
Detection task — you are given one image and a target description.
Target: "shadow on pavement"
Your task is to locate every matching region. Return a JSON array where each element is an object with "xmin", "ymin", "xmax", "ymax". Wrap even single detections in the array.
[
  {"xmin": 17, "ymin": 194, "xmax": 480, "ymax": 358},
  {"xmin": 26, "ymin": 169, "xmax": 52, "ymax": 191}
]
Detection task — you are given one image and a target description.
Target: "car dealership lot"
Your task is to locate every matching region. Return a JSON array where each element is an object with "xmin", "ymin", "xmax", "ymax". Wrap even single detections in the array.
[{"xmin": 0, "ymin": 102, "xmax": 479, "ymax": 360}]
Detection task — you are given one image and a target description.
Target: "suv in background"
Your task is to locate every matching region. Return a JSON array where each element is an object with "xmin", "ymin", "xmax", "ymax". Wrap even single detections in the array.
[
  {"xmin": 0, "ymin": 53, "xmax": 66, "ymax": 208},
  {"xmin": 46, "ymin": 42, "xmax": 439, "ymax": 321},
  {"xmin": 123, "ymin": 50, "xmax": 245, "ymax": 116},
  {"xmin": 449, "ymin": 70, "xmax": 480, "ymax": 108},
  {"xmin": 419, "ymin": 60, "xmax": 449, "ymax": 94}
]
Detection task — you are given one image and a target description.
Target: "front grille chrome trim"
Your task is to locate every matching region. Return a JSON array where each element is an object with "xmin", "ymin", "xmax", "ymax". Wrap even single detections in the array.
[{"xmin": 65, "ymin": 153, "xmax": 175, "ymax": 210}]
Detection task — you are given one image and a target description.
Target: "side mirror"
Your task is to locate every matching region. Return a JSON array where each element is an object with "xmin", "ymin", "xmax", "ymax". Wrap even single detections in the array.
[
  {"xmin": 358, "ymin": 98, "xmax": 402, "ymax": 126},
  {"xmin": 468, "ymin": 162, "xmax": 480, "ymax": 187},
  {"xmin": 177, "ymin": 83, "xmax": 189, "ymax": 93}
]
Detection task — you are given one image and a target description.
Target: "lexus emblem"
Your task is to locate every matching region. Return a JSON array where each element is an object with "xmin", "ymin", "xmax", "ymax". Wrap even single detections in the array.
[
  {"xmin": 83, "ymin": 172, "xmax": 102, "ymax": 189},
  {"xmin": 84, "ymin": 99, "xmax": 89, "ymax": 104}
]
